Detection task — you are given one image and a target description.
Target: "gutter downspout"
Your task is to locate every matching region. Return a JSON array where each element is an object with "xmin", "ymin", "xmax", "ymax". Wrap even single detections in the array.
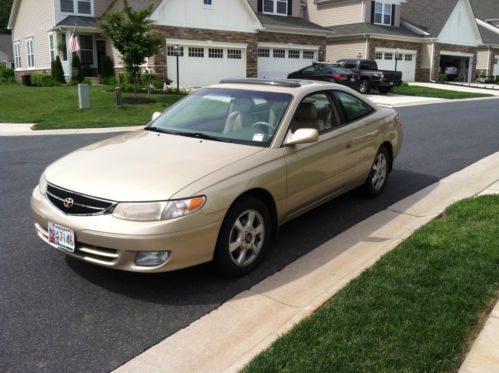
[{"xmin": 364, "ymin": 34, "xmax": 368, "ymax": 59}]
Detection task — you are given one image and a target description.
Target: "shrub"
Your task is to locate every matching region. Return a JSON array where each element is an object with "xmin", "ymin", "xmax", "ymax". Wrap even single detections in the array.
[
  {"xmin": 51, "ymin": 56, "xmax": 66, "ymax": 84},
  {"xmin": 71, "ymin": 53, "xmax": 84, "ymax": 83},
  {"xmin": 31, "ymin": 73, "xmax": 56, "ymax": 87},
  {"xmin": 496, "ymin": 75, "xmax": 499, "ymax": 84},
  {"xmin": 438, "ymin": 74, "xmax": 448, "ymax": 82},
  {"xmin": 101, "ymin": 75, "xmax": 118, "ymax": 86},
  {"xmin": 100, "ymin": 56, "xmax": 114, "ymax": 78},
  {"xmin": 82, "ymin": 78, "xmax": 93, "ymax": 85},
  {"xmin": 0, "ymin": 64, "xmax": 15, "ymax": 83}
]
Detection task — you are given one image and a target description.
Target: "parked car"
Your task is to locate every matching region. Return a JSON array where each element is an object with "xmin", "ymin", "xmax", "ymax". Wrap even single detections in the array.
[
  {"xmin": 335, "ymin": 59, "xmax": 403, "ymax": 94},
  {"xmin": 287, "ymin": 63, "xmax": 360, "ymax": 90},
  {"xmin": 31, "ymin": 79, "xmax": 403, "ymax": 277}
]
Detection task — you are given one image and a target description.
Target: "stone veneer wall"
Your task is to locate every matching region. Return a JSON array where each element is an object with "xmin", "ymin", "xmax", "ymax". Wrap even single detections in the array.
[
  {"xmin": 15, "ymin": 68, "xmax": 51, "ymax": 82},
  {"xmin": 149, "ymin": 27, "xmax": 327, "ymax": 79}
]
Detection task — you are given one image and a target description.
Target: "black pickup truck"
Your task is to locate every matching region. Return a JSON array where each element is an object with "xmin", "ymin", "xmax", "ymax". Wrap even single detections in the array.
[{"xmin": 335, "ymin": 59, "xmax": 403, "ymax": 94}]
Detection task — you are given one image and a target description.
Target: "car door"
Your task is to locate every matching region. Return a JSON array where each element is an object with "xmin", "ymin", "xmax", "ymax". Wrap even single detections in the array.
[{"xmin": 282, "ymin": 91, "xmax": 359, "ymax": 219}]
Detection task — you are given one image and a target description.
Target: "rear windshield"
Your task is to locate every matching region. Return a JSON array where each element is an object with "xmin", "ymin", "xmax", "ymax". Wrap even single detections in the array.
[{"xmin": 148, "ymin": 88, "xmax": 293, "ymax": 147}]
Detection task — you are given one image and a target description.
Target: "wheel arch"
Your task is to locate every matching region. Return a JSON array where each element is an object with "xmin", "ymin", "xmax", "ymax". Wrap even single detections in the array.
[
  {"xmin": 380, "ymin": 141, "xmax": 394, "ymax": 172},
  {"xmin": 229, "ymin": 188, "xmax": 279, "ymax": 240}
]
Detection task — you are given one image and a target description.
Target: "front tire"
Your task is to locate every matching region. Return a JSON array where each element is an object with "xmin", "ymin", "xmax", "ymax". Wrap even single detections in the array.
[
  {"xmin": 364, "ymin": 147, "xmax": 390, "ymax": 197},
  {"xmin": 214, "ymin": 197, "xmax": 271, "ymax": 277},
  {"xmin": 359, "ymin": 80, "xmax": 371, "ymax": 94}
]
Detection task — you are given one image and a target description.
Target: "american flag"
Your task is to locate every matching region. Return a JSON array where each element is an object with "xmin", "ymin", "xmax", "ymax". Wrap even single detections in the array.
[{"xmin": 69, "ymin": 31, "xmax": 80, "ymax": 53}]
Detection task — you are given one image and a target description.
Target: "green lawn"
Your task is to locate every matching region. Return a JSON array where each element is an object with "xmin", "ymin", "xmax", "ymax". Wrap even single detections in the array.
[
  {"xmin": 0, "ymin": 84, "xmax": 184, "ymax": 130},
  {"xmin": 393, "ymin": 85, "xmax": 493, "ymax": 99},
  {"xmin": 245, "ymin": 196, "xmax": 499, "ymax": 372}
]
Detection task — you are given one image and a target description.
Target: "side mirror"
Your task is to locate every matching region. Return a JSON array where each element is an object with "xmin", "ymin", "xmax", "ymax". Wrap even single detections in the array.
[
  {"xmin": 151, "ymin": 112, "xmax": 162, "ymax": 122},
  {"xmin": 284, "ymin": 128, "xmax": 319, "ymax": 146}
]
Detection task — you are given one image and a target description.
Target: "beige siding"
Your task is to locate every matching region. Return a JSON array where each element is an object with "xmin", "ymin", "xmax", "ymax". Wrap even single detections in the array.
[
  {"xmin": 419, "ymin": 43, "xmax": 432, "ymax": 68},
  {"xmin": 95, "ymin": 0, "xmax": 114, "ymax": 17},
  {"xmin": 326, "ymin": 40, "xmax": 366, "ymax": 61},
  {"xmin": 363, "ymin": 0, "xmax": 371, "ymax": 22},
  {"xmin": 306, "ymin": 0, "xmax": 363, "ymax": 27},
  {"xmin": 476, "ymin": 49, "xmax": 489, "ymax": 70},
  {"xmin": 11, "ymin": 0, "xmax": 56, "ymax": 70},
  {"xmin": 247, "ymin": 0, "xmax": 301, "ymax": 17}
]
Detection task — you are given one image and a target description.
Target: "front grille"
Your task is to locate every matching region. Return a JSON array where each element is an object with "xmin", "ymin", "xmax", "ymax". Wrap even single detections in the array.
[{"xmin": 46, "ymin": 183, "xmax": 116, "ymax": 216}]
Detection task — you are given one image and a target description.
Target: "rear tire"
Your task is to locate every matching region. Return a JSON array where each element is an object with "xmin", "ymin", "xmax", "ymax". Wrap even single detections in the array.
[
  {"xmin": 359, "ymin": 80, "xmax": 371, "ymax": 94},
  {"xmin": 378, "ymin": 86, "xmax": 392, "ymax": 94},
  {"xmin": 214, "ymin": 197, "xmax": 271, "ymax": 277},
  {"xmin": 364, "ymin": 147, "xmax": 390, "ymax": 198}
]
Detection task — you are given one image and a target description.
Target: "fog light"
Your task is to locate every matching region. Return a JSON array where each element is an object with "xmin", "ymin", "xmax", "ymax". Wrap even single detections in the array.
[{"xmin": 135, "ymin": 251, "xmax": 171, "ymax": 267}]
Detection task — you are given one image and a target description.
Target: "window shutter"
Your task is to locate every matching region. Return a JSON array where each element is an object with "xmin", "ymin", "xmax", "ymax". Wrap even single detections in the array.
[
  {"xmin": 391, "ymin": 4, "xmax": 396, "ymax": 26},
  {"xmin": 258, "ymin": 0, "xmax": 262, "ymax": 12},
  {"xmin": 288, "ymin": 0, "xmax": 293, "ymax": 16},
  {"xmin": 371, "ymin": 1, "xmax": 375, "ymax": 23}
]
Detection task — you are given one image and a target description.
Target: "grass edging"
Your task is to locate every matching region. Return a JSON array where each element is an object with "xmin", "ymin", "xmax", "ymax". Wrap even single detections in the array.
[
  {"xmin": 393, "ymin": 85, "xmax": 494, "ymax": 99},
  {"xmin": 244, "ymin": 195, "xmax": 499, "ymax": 372}
]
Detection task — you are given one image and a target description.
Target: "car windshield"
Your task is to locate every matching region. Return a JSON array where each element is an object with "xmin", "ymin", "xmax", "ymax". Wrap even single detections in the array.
[{"xmin": 148, "ymin": 88, "xmax": 293, "ymax": 147}]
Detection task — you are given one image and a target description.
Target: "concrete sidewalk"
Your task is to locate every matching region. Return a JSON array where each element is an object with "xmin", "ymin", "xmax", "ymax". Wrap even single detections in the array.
[
  {"xmin": 410, "ymin": 82, "xmax": 499, "ymax": 96},
  {"xmin": 114, "ymin": 152, "xmax": 499, "ymax": 373}
]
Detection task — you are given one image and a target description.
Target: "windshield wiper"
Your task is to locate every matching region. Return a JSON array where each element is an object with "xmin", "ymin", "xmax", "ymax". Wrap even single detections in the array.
[
  {"xmin": 145, "ymin": 127, "xmax": 180, "ymax": 135},
  {"xmin": 175, "ymin": 132, "xmax": 232, "ymax": 143}
]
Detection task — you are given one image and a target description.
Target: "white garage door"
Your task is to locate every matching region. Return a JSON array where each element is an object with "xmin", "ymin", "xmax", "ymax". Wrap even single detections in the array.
[
  {"xmin": 257, "ymin": 44, "xmax": 319, "ymax": 80},
  {"xmin": 494, "ymin": 55, "xmax": 499, "ymax": 77},
  {"xmin": 375, "ymin": 49, "xmax": 417, "ymax": 82},
  {"xmin": 166, "ymin": 40, "xmax": 246, "ymax": 88}
]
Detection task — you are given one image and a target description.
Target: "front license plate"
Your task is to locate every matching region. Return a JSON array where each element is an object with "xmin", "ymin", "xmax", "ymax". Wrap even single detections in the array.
[{"xmin": 48, "ymin": 222, "xmax": 75, "ymax": 253}]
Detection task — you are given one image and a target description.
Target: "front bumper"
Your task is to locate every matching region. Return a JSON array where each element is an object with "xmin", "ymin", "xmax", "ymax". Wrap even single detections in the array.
[{"xmin": 31, "ymin": 187, "xmax": 224, "ymax": 273}]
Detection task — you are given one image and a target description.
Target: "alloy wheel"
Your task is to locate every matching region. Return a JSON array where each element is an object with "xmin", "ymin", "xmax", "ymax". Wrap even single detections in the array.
[
  {"xmin": 371, "ymin": 152, "xmax": 387, "ymax": 191},
  {"xmin": 228, "ymin": 209, "xmax": 265, "ymax": 267}
]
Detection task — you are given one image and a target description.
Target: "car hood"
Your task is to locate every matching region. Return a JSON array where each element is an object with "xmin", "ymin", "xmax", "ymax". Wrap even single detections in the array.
[{"xmin": 44, "ymin": 130, "xmax": 263, "ymax": 201}]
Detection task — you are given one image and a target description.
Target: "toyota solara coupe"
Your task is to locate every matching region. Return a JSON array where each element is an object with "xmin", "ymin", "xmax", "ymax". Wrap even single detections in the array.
[{"xmin": 31, "ymin": 79, "xmax": 403, "ymax": 276}]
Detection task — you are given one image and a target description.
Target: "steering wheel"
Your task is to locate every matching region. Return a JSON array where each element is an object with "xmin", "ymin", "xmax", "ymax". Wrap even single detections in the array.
[{"xmin": 250, "ymin": 121, "xmax": 273, "ymax": 135}]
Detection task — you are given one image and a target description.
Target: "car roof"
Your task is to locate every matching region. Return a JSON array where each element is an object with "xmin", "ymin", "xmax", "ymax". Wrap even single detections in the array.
[{"xmin": 207, "ymin": 78, "xmax": 337, "ymax": 94}]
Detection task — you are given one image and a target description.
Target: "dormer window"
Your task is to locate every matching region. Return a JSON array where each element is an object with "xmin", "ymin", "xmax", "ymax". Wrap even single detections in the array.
[
  {"xmin": 373, "ymin": 1, "xmax": 393, "ymax": 26},
  {"xmin": 263, "ymin": 0, "xmax": 288, "ymax": 16},
  {"xmin": 60, "ymin": 0, "xmax": 92, "ymax": 15}
]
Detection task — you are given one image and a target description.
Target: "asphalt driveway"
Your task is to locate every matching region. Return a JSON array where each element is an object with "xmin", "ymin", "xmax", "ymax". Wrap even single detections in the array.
[{"xmin": 1, "ymin": 99, "xmax": 498, "ymax": 372}]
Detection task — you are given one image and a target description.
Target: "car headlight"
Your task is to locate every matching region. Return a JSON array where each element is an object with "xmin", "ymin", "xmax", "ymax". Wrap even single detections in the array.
[
  {"xmin": 112, "ymin": 196, "xmax": 206, "ymax": 222},
  {"xmin": 39, "ymin": 173, "xmax": 48, "ymax": 195}
]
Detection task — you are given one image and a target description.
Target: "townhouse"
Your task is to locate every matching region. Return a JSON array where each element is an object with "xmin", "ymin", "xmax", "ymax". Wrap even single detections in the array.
[
  {"xmin": 8, "ymin": 0, "xmax": 330, "ymax": 86},
  {"xmin": 305, "ymin": 0, "xmax": 499, "ymax": 82}
]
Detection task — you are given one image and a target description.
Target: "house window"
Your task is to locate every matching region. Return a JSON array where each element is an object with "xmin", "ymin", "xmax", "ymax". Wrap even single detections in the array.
[
  {"xmin": 78, "ymin": 0, "xmax": 91, "ymax": 14},
  {"xmin": 61, "ymin": 0, "xmax": 92, "ymax": 15},
  {"xmin": 26, "ymin": 38, "xmax": 34, "ymax": 68},
  {"xmin": 13, "ymin": 41, "xmax": 21, "ymax": 69},
  {"xmin": 203, "ymin": 0, "xmax": 212, "ymax": 5},
  {"xmin": 384, "ymin": 53, "xmax": 393, "ymax": 60},
  {"xmin": 375, "ymin": 52, "xmax": 383, "ymax": 60},
  {"xmin": 189, "ymin": 47, "xmax": 204, "ymax": 58},
  {"xmin": 60, "ymin": 0, "xmax": 74, "ymax": 12},
  {"xmin": 374, "ymin": 2, "xmax": 392, "ymax": 26},
  {"xmin": 258, "ymin": 48, "xmax": 270, "ymax": 57},
  {"xmin": 273, "ymin": 49, "xmax": 285, "ymax": 58},
  {"xmin": 288, "ymin": 50, "xmax": 300, "ymax": 59},
  {"xmin": 79, "ymin": 35, "xmax": 93, "ymax": 65},
  {"xmin": 263, "ymin": 0, "xmax": 287, "ymax": 15},
  {"xmin": 395, "ymin": 53, "xmax": 403, "ymax": 61},
  {"xmin": 49, "ymin": 33, "xmax": 56, "ymax": 62},
  {"xmin": 303, "ymin": 50, "xmax": 315, "ymax": 59},
  {"xmin": 227, "ymin": 49, "xmax": 242, "ymax": 59},
  {"xmin": 404, "ymin": 54, "xmax": 413, "ymax": 61},
  {"xmin": 167, "ymin": 46, "xmax": 184, "ymax": 56},
  {"xmin": 209, "ymin": 48, "xmax": 223, "ymax": 58}
]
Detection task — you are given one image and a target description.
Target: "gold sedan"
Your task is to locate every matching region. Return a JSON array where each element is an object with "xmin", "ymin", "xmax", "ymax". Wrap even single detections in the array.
[{"xmin": 31, "ymin": 79, "xmax": 403, "ymax": 276}]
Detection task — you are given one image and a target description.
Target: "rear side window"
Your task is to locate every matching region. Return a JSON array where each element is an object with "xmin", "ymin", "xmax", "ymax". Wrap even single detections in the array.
[{"xmin": 334, "ymin": 91, "xmax": 374, "ymax": 123}]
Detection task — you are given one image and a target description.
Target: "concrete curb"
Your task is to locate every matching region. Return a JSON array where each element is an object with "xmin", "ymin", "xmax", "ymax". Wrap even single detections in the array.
[
  {"xmin": 0, "ymin": 123, "xmax": 143, "ymax": 136},
  {"xmin": 113, "ymin": 152, "xmax": 499, "ymax": 373}
]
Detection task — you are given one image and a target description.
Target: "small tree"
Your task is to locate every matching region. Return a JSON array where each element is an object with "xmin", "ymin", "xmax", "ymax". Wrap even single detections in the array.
[
  {"xmin": 99, "ymin": 0, "xmax": 161, "ymax": 91},
  {"xmin": 52, "ymin": 56, "xmax": 66, "ymax": 84},
  {"xmin": 100, "ymin": 55, "xmax": 114, "ymax": 78},
  {"xmin": 71, "ymin": 53, "xmax": 83, "ymax": 83}
]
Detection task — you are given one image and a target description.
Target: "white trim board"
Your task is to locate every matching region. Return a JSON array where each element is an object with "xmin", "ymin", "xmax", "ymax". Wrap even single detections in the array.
[
  {"xmin": 257, "ymin": 43, "xmax": 319, "ymax": 50},
  {"xmin": 375, "ymin": 47, "xmax": 417, "ymax": 54},
  {"xmin": 440, "ymin": 51, "xmax": 474, "ymax": 57},
  {"xmin": 166, "ymin": 39, "xmax": 248, "ymax": 49}
]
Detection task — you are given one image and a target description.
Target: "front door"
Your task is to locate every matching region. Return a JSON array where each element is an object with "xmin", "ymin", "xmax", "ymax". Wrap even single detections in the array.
[{"xmin": 96, "ymin": 40, "xmax": 106, "ymax": 75}]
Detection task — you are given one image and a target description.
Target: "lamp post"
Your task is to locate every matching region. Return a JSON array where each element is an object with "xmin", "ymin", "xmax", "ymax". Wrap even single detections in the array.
[{"xmin": 174, "ymin": 44, "xmax": 180, "ymax": 94}]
